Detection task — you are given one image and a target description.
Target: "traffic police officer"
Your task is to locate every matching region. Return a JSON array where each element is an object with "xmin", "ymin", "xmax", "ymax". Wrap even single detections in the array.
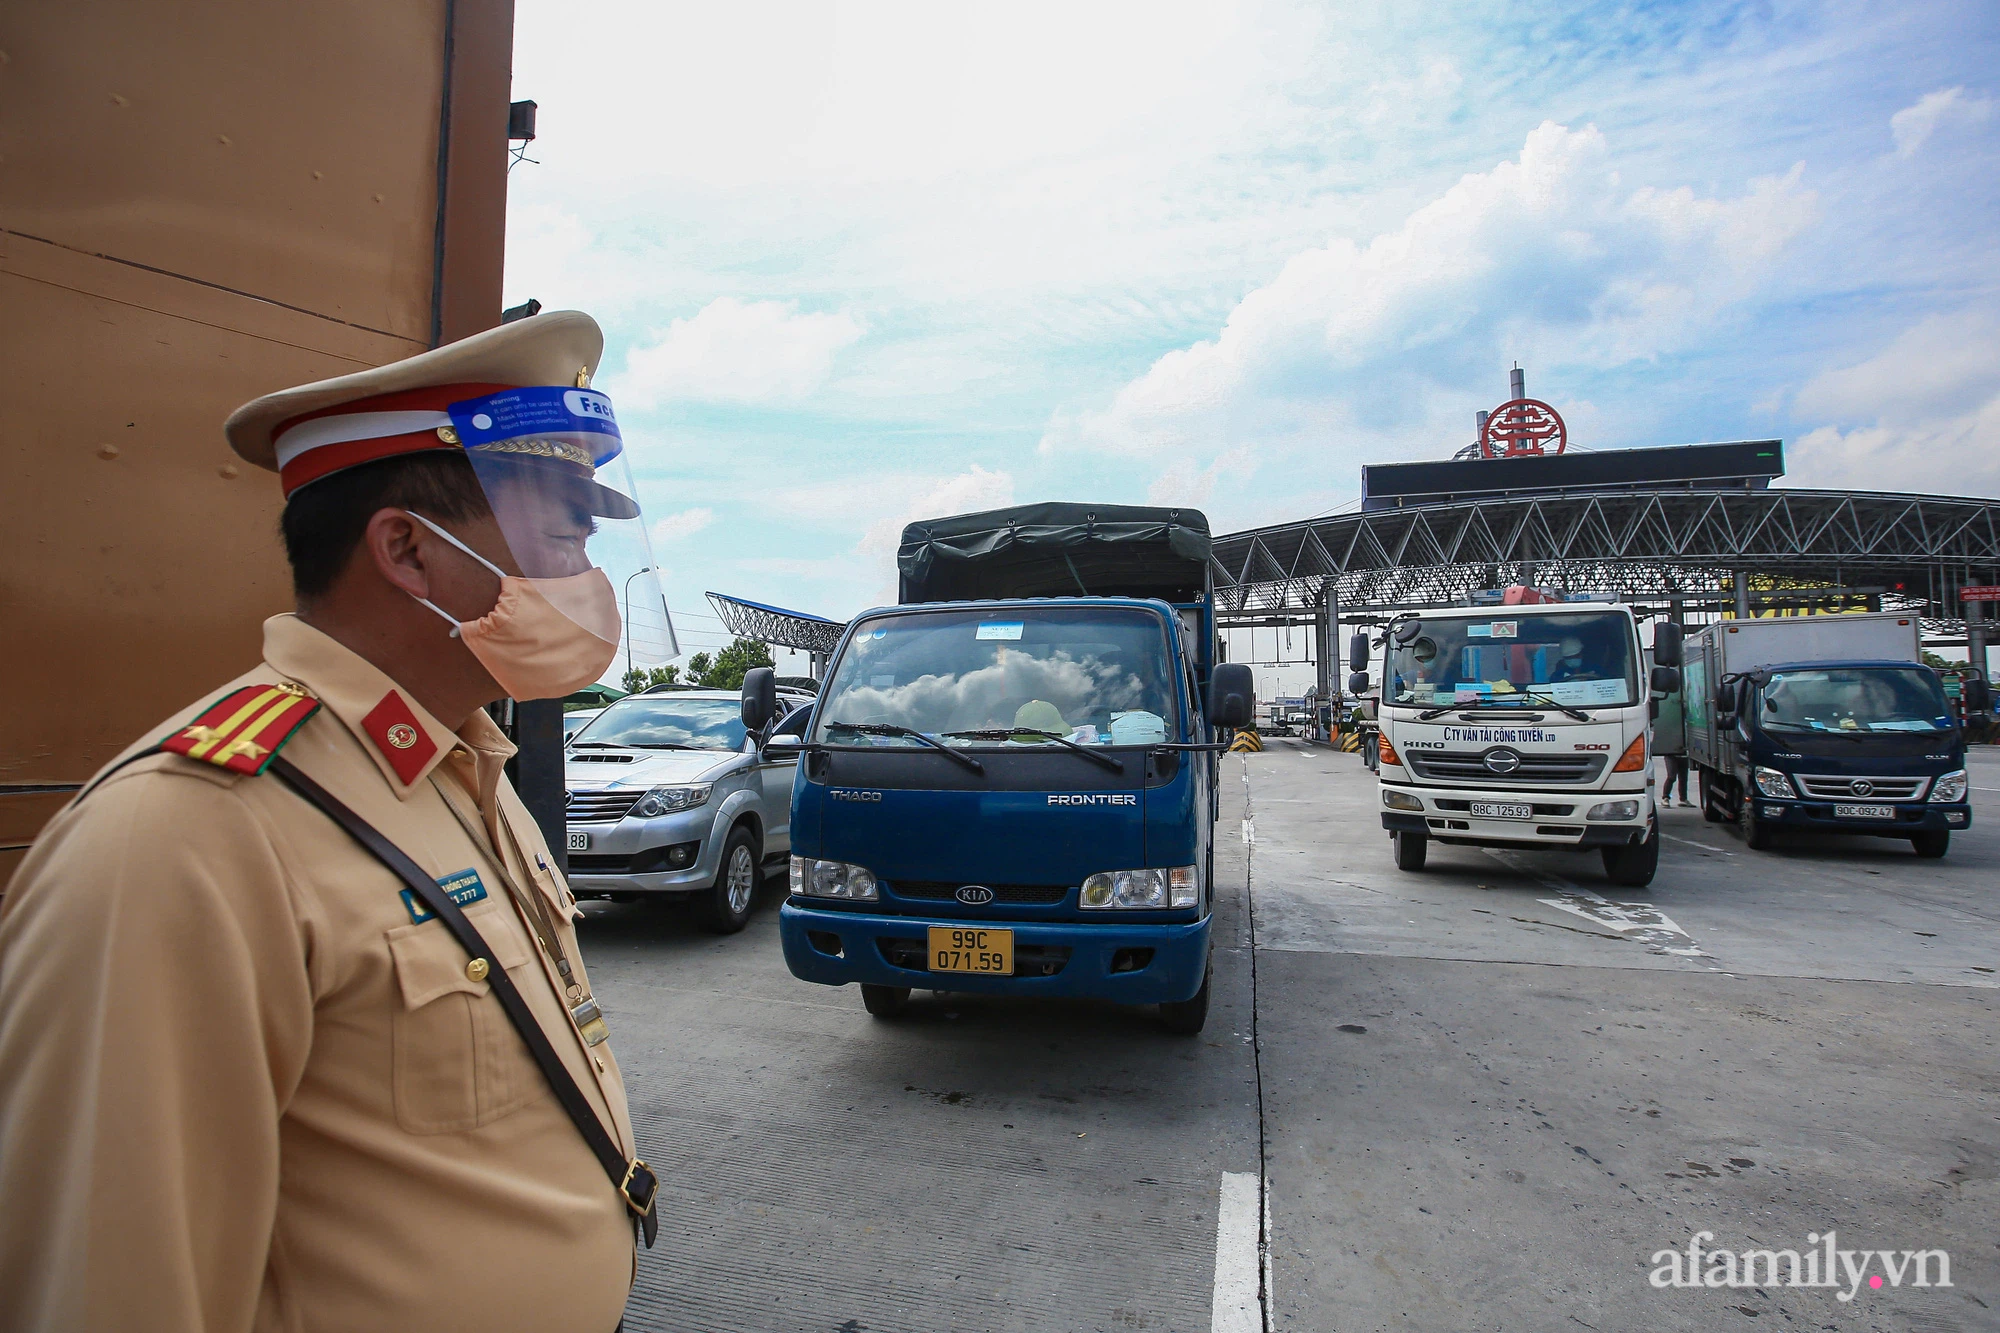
[{"xmin": 0, "ymin": 312, "xmax": 666, "ymax": 1331}]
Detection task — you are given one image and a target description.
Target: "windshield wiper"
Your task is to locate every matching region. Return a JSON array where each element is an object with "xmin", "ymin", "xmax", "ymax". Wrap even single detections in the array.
[
  {"xmin": 1514, "ymin": 691, "xmax": 1593, "ymax": 722},
  {"xmin": 1416, "ymin": 692, "xmax": 1590, "ymax": 723},
  {"xmin": 825, "ymin": 721, "xmax": 984, "ymax": 773},
  {"xmin": 942, "ymin": 728, "xmax": 1125, "ymax": 772}
]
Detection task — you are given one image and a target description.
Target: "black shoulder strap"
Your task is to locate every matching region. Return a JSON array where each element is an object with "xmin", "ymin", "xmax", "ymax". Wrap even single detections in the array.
[{"xmin": 266, "ymin": 757, "xmax": 657, "ymax": 1248}]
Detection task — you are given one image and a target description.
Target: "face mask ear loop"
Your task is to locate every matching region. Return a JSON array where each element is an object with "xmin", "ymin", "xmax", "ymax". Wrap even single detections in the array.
[{"xmin": 403, "ymin": 510, "xmax": 507, "ymax": 638}]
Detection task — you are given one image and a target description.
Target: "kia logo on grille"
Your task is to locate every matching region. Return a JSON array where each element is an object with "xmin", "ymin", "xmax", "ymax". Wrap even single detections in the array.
[
  {"xmin": 1849, "ymin": 779, "xmax": 1874, "ymax": 797},
  {"xmin": 1483, "ymin": 748, "xmax": 1522, "ymax": 775},
  {"xmin": 955, "ymin": 885, "xmax": 995, "ymax": 905}
]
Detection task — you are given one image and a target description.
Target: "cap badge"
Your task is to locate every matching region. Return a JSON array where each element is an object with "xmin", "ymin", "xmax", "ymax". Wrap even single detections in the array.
[{"xmin": 385, "ymin": 723, "xmax": 420, "ymax": 750}]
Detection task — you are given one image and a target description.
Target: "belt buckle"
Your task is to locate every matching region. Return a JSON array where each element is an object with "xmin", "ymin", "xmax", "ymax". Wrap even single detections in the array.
[{"xmin": 619, "ymin": 1158, "xmax": 657, "ymax": 1217}]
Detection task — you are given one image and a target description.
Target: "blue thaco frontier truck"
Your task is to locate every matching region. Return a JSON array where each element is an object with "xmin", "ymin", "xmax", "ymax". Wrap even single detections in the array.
[
  {"xmin": 739, "ymin": 504, "xmax": 1251, "ymax": 1034},
  {"xmin": 1682, "ymin": 612, "xmax": 1974, "ymax": 856}
]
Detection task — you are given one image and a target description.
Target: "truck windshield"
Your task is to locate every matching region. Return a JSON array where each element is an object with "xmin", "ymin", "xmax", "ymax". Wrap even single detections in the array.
[
  {"xmin": 1388, "ymin": 611, "xmax": 1637, "ymax": 708},
  {"xmin": 814, "ymin": 606, "xmax": 1178, "ymax": 747},
  {"xmin": 1761, "ymin": 667, "xmax": 1954, "ymax": 734}
]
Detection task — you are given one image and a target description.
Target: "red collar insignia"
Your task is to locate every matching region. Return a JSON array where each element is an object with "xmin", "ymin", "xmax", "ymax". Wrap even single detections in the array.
[{"xmin": 361, "ymin": 690, "xmax": 439, "ymax": 785}]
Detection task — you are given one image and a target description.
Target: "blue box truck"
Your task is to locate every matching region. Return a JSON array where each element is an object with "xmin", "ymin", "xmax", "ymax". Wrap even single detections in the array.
[{"xmin": 739, "ymin": 503, "xmax": 1252, "ymax": 1034}]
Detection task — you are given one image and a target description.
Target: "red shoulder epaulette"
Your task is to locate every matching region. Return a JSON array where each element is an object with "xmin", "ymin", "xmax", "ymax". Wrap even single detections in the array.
[{"xmin": 160, "ymin": 683, "xmax": 321, "ymax": 776}]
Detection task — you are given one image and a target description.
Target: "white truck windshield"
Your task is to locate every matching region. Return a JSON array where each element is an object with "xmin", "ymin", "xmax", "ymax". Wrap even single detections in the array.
[
  {"xmin": 1390, "ymin": 610, "xmax": 1637, "ymax": 708},
  {"xmin": 1761, "ymin": 667, "xmax": 1953, "ymax": 734},
  {"xmin": 814, "ymin": 606, "xmax": 1178, "ymax": 747}
]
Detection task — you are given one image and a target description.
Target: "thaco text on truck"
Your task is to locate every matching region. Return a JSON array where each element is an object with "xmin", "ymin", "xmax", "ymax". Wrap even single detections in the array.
[
  {"xmin": 1354, "ymin": 589, "xmax": 1682, "ymax": 887},
  {"xmin": 1680, "ymin": 612, "xmax": 1975, "ymax": 857},
  {"xmin": 740, "ymin": 504, "xmax": 1252, "ymax": 1035}
]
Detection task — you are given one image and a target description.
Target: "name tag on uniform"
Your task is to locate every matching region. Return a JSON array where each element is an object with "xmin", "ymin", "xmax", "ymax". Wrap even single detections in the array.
[{"xmin": 401, "ymin": 868, "xmax": 489, "ymax": 924}]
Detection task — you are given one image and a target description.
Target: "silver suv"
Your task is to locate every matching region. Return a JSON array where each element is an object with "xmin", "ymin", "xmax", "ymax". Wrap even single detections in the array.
[{"xmin": 564, "ymin": 689, "xmax": 802, "ymax": 932}]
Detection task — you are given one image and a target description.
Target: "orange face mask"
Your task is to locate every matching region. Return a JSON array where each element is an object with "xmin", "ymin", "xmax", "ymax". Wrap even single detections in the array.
[{"xmin": 406, "ymin": 511, "xmax": 621, "ymax": 701}]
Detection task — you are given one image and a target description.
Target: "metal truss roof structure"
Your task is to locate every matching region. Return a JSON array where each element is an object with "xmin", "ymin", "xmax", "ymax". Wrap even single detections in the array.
[
  {"xmin": 1208, "ymin": 488, "xmax": 2000, "ymax": 636},
  {"xmin": 705, "ymin": 592, "xmax": 846, "ymax": 655}
]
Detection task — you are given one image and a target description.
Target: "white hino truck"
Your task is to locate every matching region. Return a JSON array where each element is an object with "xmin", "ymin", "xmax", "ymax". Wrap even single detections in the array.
[{"xmin": 1350, "ymin": 594, "xmax": 1684, "ymax": 887}]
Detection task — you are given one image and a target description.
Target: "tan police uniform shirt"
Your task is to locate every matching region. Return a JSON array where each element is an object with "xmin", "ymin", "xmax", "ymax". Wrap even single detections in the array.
[{"xmin": 0, "ymin": 614, "xmax": 637, "ymax": 1333}]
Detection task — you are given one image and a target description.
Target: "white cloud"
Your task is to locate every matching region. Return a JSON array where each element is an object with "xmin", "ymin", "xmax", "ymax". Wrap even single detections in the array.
[
  {"xmin": 1789, "ymin": 312, "xmax": 2000, "ymax": 495},
  {"xmin": 1890, "ymin": 87, "xmax": 1993, "ymax": 158},
  {"xmin": 618, "ymin": 298, "xmax": 864, "ymax": 406},
  {"xmin": 650, "ymin": 507, "xmax": 714, "ymax": 544},
  {"xmin": 1041, "ymin": 123, "xmax": 1817, "ymax": 468},
  {"xmin": 856, "ymin": 466, "xmax": 1017, "ymax": 556}
]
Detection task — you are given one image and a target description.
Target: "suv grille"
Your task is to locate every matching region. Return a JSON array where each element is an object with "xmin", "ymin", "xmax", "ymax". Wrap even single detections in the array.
[
  {"xmin": 889, "ymin": 881, "xmax": 1071, "ymax": 905},
  {"xmin": 1405, "ymin": 751, "xmax": 1607, "ymax": 784},
  {"xmin": 1795, "ymin": 775, "xmax": 1929, "ymax": 800},
  {"xmin": 566, "ymin": 790, "xmax": 643, "ymax": 822}
]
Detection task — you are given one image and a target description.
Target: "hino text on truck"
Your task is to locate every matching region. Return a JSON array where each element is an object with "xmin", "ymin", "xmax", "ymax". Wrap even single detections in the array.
[
  {"xmin": 1356, "ymin": 588, "xmax": 1682, "ymax": 887},
  {"xmin": 1679, "ymin": 611, "xmax": 1975, "ymax": 856},
  {"xmin": 739, "ymin": 504, "xmax": 1252, "ymax": 1034}
]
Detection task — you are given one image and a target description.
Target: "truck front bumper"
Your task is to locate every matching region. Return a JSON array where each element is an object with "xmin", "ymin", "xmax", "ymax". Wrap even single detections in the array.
[
  {"xmin": 1741, "ymin": 799, "xmax": 1970, "ymax": 835},
  {"xmin": 779, "ymin": 901, "xmax": 1211, "ymax": 1004},
  {"xmin": 1379, "ymin": 781, "xmax": 1652, "ymax": 848}
]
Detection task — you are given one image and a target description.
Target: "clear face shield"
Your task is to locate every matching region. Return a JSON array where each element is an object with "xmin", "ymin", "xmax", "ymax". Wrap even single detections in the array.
[{"xmin": 447, "ymin": 385, "xmax": 678, "ymax": 670}]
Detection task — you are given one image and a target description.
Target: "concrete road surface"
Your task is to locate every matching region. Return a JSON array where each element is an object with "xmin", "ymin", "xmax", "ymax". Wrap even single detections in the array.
[{"xmin": 582, "ymin": 743, "xmax": 1999, "ymax": 1332}]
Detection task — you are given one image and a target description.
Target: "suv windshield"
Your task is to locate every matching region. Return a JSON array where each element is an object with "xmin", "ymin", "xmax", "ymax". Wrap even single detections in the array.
[
  {"xmin": 1761, "ymin": 667, "xmax": 1954, "ymax": 734},
  {"xmin": 1389, "ymin": 610, "xmax": 1637, "ymax": 708},
  {"xmin": 813, "ymin": 606, "xmax": 1178, "ymax": 747},
  {"xmin": 573, "ymin": 697, "xmax": 746, "ymax": 750}
]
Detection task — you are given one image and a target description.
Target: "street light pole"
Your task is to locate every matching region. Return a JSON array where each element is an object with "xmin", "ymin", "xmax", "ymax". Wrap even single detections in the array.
[{"xmin": 623, "ymin": 566, "xmax": 655, "ymax": 684}]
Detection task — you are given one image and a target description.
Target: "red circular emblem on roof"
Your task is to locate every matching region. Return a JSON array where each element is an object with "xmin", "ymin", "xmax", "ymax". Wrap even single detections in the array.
[{"xmin": 1481, "ymin": 398, "xmax": 1567, "ymax": 458}]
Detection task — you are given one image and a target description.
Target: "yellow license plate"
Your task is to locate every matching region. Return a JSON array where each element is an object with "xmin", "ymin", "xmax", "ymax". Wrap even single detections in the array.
[{"xmin": 927, "ymin": 926, "xmax": 1014, "ymax": 975}]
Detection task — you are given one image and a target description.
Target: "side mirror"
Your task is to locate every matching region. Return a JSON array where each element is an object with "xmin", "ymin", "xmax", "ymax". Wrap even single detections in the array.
[
  {"xmin": 740, "ymin": 667, "xmax": 777, "ymax": 734},
  {"xmin": 1392, "ymin": 619, "xmax": 1423, "ymax": 646},
  {"xmin": 1347, "ymin": 631, "xmax": 1369, "ymax": 673},
  {"xmin": 1208, "ymin": 663, "xmax": 1255, "ymax": 730},
  {"xmin": 1650, "ymin": 665, "xmax": 1681, "ymax": 695},
  {"xmin": 1347, "ymin": 671, "xmax": 1370, "ymax": 695},
  {"xmin": 1965, "ymin": 676, "xmax": 1992, "ymax": 712},
  {"xmin": 1717, "ymin": 711, "xmax": 1738, "ymax": 731},
  {"xmin": 763, "ymin": 732, "xmax": 806, "ymax": 755},
  {"xmin": 1653, "ymin": 622, "xmax": 1683, "ymax": 667}
]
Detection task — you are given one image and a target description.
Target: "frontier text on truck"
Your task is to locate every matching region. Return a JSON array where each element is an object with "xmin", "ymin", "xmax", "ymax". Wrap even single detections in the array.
[
  {"xmin": 1356, "ymin": 590, "xmax": 1681, "ymax": 886},
  {"xmin": 741, "ymin": 504, "xmax": 1252, "ymax": 1035}
]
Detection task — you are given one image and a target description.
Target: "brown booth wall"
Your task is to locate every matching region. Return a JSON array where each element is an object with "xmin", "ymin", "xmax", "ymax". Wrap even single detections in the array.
[{"xmin": 0, "ymin": 0, "xmax": 515, "ymax": 881}]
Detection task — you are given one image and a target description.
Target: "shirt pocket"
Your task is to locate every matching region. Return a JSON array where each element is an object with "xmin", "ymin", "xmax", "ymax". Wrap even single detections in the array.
[{"xmin": 385, "ymin": 903, "xmax": 540, "ymax": 1134}]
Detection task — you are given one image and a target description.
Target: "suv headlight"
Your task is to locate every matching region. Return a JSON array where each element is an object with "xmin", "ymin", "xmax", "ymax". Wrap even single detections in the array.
[
  {"xmin": 633, "ymin": 784, "xmax": 712, "ymax": 817},
  {"xmin": 1930, "ymin": 769, "xmax": 1968, "ymax": 803},
  {"xmin": 1753, "ymin": 767, "xmax": 1795, "ymax": 799},
  {"xmin": 1080, "ymin": 865, "xmax": 1198, "ymax": 910},
  {"xmin": 790, "ymin": 856, "xmax": 878, "ymax": 901},
  {"xmin": 1586, "ymin": 800, "xmax": 1640, "ymax": 821}
]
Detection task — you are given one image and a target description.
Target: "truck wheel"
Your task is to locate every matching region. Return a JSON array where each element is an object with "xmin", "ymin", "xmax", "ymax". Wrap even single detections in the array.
[
  {"xmin": 1392, "ymin": 830, "xmax": 1428, "ymax": 871},
  {"xmin": 1601, "ymin": 821, "xmax": 1659, "ymax": 887},
  {"xmin": 1698, "ymin": 771, "xmax": 1724, "ymax": 823},
  {"xmin": 697, "ymin": 825, "xmax": 760, "ymax": 934},
  {"xmin": 860, "ymin": 984, "xmax": 911, "ymax": 1018},
  {"xmin": 1739, "ymin": 790, "xmax": 1773, "ymax": 851},
  {"xmin": 1157, "ymin": 964, "xmax": 1211, "ymax": 1035},
  {"xmin": 1911, "ymin": 831, "xmax": 1949, "ymax": 859}
]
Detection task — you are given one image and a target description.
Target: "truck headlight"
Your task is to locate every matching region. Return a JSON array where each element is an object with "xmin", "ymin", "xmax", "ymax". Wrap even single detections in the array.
[
  {"xmin": 790, "ymin": 856, "xmax": 878, "ymax": 901},
  {"xmin": 1753, "ymin": 767, "xmax": 1795, "ymax": 799},
  {"xmin": 1586, "ymin": 800, "xmax": 1640, "ymax": 821},
  {"xmin": 1382, "ymin": 789, "xmax": 1423, "ymax": 811},
  {"xmin": 1930, "ymin": 769, "xmax": 1968, "ymax": 803},
  {"xmin": 633, "ymin": 783, "xmax": 712, "ymax": 817},
  {"xmin": 1080, "ymin": 865, "xmax": 1198, "ymax": 910}
]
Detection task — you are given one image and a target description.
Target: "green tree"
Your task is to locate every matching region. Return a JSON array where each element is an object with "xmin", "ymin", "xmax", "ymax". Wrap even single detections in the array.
[
  {"xmin": 691, "ymin": 638, "xmax": 775, "ymax": 691},
  {"xmin": 684, "ymin": 652, "xmax": 712, "ymax": 685},
  {"xmin": 619, "ymin": 663, "xmax": 683, "ymax": 694}
]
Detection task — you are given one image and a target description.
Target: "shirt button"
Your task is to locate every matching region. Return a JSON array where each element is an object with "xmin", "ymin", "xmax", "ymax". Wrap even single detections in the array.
[
  {"xmin": 594, "ymin": 1057, "xmax": 605, "ymax": 1073},
  {"xmin": 465, "ymin": 958, "xmax": 490, "ymax": 982}
]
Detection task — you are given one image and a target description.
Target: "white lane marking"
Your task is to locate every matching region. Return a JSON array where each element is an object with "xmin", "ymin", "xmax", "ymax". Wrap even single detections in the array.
[
  {"xmin": 1973, "ymin": 786, "xmax": 2000, "ymax": 793},
  {"xmin": 1660, "ymin": 831, "xmax": 1734, "ymax": 856},
  {"xmin": 1212, "ymin": 1171, "xmax": 1269, "ymax": 1333},
  {"xmin": 1484, "ymin": 848, "xmax": 1716, "ymax": 966},
  {"xmin": 1241, "ymin": 819, "xmax": 1256, "ymax": 844}
]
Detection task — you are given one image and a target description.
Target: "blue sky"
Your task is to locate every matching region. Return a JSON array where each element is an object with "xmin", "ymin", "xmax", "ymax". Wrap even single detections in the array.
[{"xmin": 504, "ymin": 1, "xmax": 2000, "ymax": 679}]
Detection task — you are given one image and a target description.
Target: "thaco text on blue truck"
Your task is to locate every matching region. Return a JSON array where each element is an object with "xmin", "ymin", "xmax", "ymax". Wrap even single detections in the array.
[{"xmin": 738, "ymin": 503, "xmax": 1252, "ymax": 1034}]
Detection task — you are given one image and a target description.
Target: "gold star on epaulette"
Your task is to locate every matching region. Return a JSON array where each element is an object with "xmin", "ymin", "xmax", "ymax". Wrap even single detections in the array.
[
  {"xmin": 180, "ymin": 724, "xmax": 227, "ymax": 745},
  {"xmin": 215, "ymin": 737, "xmax": 269, "ymax": 763}
]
